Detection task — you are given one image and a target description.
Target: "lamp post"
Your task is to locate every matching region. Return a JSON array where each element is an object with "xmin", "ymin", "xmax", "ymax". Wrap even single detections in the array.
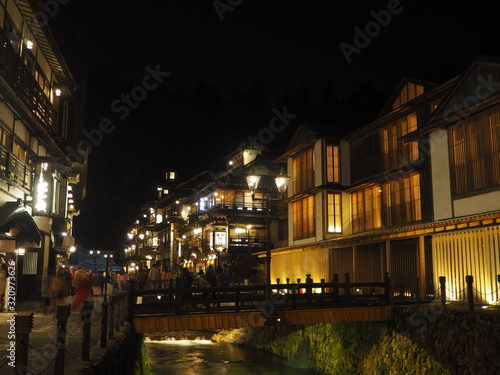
[
  {"xmin": 246, "ymin": 167, "xmax": 289, "ymax": 299},
  {"xmin": 103, "ymin": 254, "xmax": 113, "ymax": 302},
  {"xmin": 101, "ymin": 253, "xmax": 113, "ymax": 349},
  {"xmin": 89, "ymin": 250, "xmax": 101, "ymax": 272},
  {"xmin": 15, "ymin": 247, "xmax": 25, "ymax": 303}
]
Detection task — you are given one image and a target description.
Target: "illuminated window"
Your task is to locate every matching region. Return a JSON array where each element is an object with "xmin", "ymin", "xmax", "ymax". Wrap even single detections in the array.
[
  {"xmin": 381, "ymin": 173, "xmax": 421, "ymax": 227},
  {"xmin": 327, "ymin": 193, "xmax": 342, "ymax": 233},
  {"xmin": 449, "ymin": 108, "xmax": 500, "ymax": 196},
  {"xmin": 392, "ymin": 82, "xmax": 424, "ymax": 109},
  {"xmin": 381, "ymin": 112, "xmax": 419, "ymax": 171},
  {"xmin": 34, "ymin": 67, "xmax": 50, "ymax": 97},
  {"xmin": 292, "ymin": 148, "xmax": 314, "ymax": 193},
  {"xmin": 13, "ymin": 141, "xmax": 27, "ymax": 162},
  {"xmin": 326, "ymin": 144, "xmax": 340, "ymax": 183},
  {"xmin": 293, "ymin": 196, "xmax": 315, "ymax": 240},
  {"xmin": 352, "ymin": 186, "xmax": 382, "ymax": 233},
  {"xmin": 0, "ymin": 127, "xmax": 12, "ymax": 149}
]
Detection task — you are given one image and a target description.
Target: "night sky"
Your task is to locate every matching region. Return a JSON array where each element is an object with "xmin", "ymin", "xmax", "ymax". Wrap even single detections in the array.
[{"xmin": 48, "ymin": 1, "xmax": 499, "ymax": 251}]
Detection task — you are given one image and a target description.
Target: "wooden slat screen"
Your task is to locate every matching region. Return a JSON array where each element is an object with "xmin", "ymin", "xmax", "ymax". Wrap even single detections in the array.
[
  {"xmin": 390, "ymin": 239, "xmax": 418, "ymax": 297},
  {"xmin": 432, "ymin": 226, "xmax": 500, "ymax": 305}
]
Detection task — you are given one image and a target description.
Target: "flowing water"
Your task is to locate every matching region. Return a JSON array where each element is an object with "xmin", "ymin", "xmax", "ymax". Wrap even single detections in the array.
[{"xmin": 144, "ymin": 334, "xmax": 320, "ymax": 375}]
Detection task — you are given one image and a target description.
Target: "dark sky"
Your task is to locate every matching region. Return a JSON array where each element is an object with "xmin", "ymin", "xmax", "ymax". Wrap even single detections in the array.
[{"xmin": 48, "ymin": 1, "xmax": 499, "ymax": 251}]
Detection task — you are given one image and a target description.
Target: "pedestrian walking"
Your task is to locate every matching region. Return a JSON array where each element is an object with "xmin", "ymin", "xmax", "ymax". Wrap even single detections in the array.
[
  {"xmin": 137, "ymin": 267, "xmax": 147, "ymax": 289},
  {"xmin": 92, "ymin": 270, "xmax": 104, "ymax": 296},
  {"xmin": 220, "ymin": 263, "xmax": 230, "ymax": 286},
  {"xmin": 72, "ymin": 266, "xmax": 91, "ymax": 311},
  {"xmin": 147, "ymin": 263, "xmax": 161, "ymax": 289},
  {"xmin": 118, "ymin": 270, "xmax": 129, "ymax": 292},
  {"xmin": 161, "ymin": 267, "xmax": 171, "ymax": 288},
  {"xmin": 48, "ymin": 268, "xmax": 71, "ymax": 313},
  {"xmin": 180, "ymin": 267, "xmax": 193, "ymax": 300}
]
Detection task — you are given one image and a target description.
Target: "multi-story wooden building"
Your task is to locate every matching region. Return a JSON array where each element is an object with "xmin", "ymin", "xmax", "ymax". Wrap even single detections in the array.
[
  {"xmin": 0, "ymin": 0, "xmax": 86, "ymax": 306},
  {"xmin": 271, "ymin": 56, "xmax": 500, "ymax": 305},
  {"xmin": 124, "ymin": 147, "xmax": 288, "ymax": 283},
  {"xmin": 123, "ymin": 56, "xmax": 500, "ymax": 306}
]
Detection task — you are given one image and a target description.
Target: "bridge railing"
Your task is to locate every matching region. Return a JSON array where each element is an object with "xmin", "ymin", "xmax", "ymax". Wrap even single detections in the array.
[{"xmin": 128, "ymin": 272, "xmax": 393, "ymax": 318}]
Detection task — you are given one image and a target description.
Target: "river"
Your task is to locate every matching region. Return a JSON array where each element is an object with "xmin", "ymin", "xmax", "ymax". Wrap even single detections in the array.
[{"xmin": 144, "ymin": 333, "xmax": 320, "ymax": 374}]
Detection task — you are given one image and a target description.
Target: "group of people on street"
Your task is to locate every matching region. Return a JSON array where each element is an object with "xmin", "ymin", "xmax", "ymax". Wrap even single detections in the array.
[
  {"xmin": 136, "ymin": 263, "xmax": 171, "ymax": 289},
  {"xmin": 44, "ymin": 262, "xmax": 232, "ymax": 312},
  {"xmin": 47, "ymin": 265, "xmax": 126, "ymax": 313}
]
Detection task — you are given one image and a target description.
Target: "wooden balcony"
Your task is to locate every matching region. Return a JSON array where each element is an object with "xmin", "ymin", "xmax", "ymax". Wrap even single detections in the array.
[
  {"xmin": 0, "ymin": 30, "xmax": 57, "ymax": 132},
  {"xmin": 0, "ymin": 145, "xmax": 33, "ymax": 191}
]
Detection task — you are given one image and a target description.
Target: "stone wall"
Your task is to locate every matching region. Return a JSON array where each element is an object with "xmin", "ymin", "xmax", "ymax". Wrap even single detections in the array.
[
  {"xmin": 65, "ymin": 324, "xmax": 145, "ymax": 375},
  {"xmin": 212, "ymin": 307, "xmax": 500, "ymax": 374}
]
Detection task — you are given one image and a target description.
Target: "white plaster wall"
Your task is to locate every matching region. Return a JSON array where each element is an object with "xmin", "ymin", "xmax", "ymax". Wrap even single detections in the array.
[
  {"xmin": 14, "ymin": 120, "xmax": 29, "ymax": 145},
  {"xmin": 30, "ymin": 137, "xmax": 38, "ymax": 153},
  {"xmin": 430, "ymin": 129, "xmax": 453, "ymax": 220},
  {"xmin": 0, "ymin": 102, "xmax": 14, "ymax": 129},
  {"xmin": 454, "ymin": 190, "xmax": 500, "ymax": 217}
]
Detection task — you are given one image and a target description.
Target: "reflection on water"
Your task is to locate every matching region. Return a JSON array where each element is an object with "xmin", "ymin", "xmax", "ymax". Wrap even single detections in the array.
[{"xmin": 145, "ymin": 336, "xmax": 319, "ymax": 375}]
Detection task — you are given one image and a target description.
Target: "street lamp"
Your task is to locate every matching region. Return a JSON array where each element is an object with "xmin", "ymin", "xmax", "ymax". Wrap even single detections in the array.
[
  {"xmin": 246, "ymin": 167, "xmax": 289, "ymax": 199},
  {"xmin": 103, "ymin": 254, "xmax": 113, "ymax": 301},
  {"xmin": 274, "ymin": 168, "xmax": 290, "ymax": 198},
  {"xmin": 246, "ymin": 166, "xmax": 289, "ymax": 298},
  {"xmin": 89, "ymin": 250, "xmax": 101, "ymax": 271}
]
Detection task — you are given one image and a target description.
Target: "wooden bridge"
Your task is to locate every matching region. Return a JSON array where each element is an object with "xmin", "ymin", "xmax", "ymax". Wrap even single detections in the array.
[{"xmin": 129, "ymin": 275, "xmax": 396, "ymax": 333}]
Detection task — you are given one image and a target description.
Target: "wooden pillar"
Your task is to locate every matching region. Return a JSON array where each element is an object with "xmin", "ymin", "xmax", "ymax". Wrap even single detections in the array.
[
  {"xmin": 352, "ymin": 245, "xmax": 357, "ymax": 282},
  {"xmin": 101, "ymin": 299, "xmax": 108, "ymax": 348},
  {"xmin": 54, "ymin": 304, "xmax": 71, "ymax": 375},
  {"xmin": 385, "ymin": 240, "xmax": 391, "ymax": 276},
  {"xmin": 418, "ymin": 235, "xmax": 426, "ymax": 302},
  {"xmin": 81, "ymin": 300, "xmax": 93, "ymax": 361},
  {"xmin": 439, "ymin": 276, "xmax": 447, "ymax": 310},
  {"xmin": 344, "ymin": 273, "xmax": 351, "ymax": 305},
  {"xmin": 108, "ymin": 296, "xmax": 115, "ymax": 340},
  {"xmin": 384, "ymin": 272, "xmax": 394, "ymax": 305},
  {"xmin": 14, "ymin": 312, "xmax": 34, "ymax": 375},
  {"xmin": 466, "ymin": 275, "xmax": 474, "ymax": 312}
]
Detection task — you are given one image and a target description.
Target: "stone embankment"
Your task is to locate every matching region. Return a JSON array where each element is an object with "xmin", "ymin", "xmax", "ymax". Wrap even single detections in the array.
[{"xmin": 212, "ymin": 306, "xmax": 500, "ymax": 374}]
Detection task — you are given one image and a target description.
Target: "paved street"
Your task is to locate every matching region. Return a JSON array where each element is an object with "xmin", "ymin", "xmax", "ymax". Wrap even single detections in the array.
[{"xmin": 0, "ymin": 296, "xmax": 128, "ymax": 375}]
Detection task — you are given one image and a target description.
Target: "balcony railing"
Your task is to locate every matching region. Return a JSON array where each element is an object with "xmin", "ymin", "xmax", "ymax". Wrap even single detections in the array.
[
  {"xmin": 0, "ymin": 30, "xmax": 57, "ymax": 130},
  {"xmin": 0, "ymin": 145, "xmax": 33, "ymax": 191},
  {"xmin": 198, "ymin": 202, "xmax": 270, "ymax": 215},
  {"xmin": 229, "ymin": 236, "xmax": 267, "ymax": 250}
]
